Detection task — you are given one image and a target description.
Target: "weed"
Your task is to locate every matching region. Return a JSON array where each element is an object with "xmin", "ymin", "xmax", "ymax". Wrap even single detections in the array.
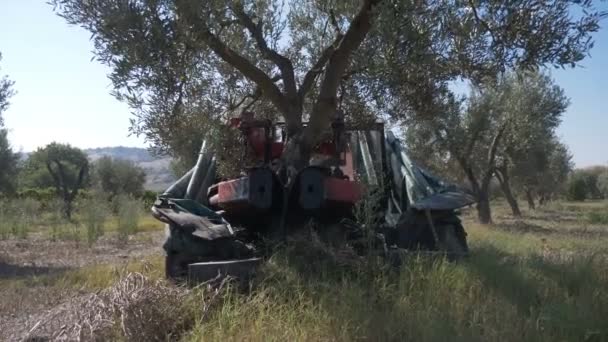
[
  {"xmin": 46, "ymin": 199, "xmax": 66, "ymax": 241},
  {"xmin": 57, "ymin": 223, "xmax": 82, "ymax": 244},
  {"xmin": 115, "ymin": 195, "xmax": 141, "ymax": 244},
  {"xmin": 0, "ymin": 199, "xmax": 41, "ymax": 239},
  {"xmin": 587, "ymin": 209, "xmax": 608, "ymax": 225},
  {"xmin": 79, "ymin": 195, "xmax": 110, "ymax": 246}
]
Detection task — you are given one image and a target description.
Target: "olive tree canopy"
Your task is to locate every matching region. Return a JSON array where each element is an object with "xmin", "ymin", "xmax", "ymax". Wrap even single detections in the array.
[
  {"xmin": 25, "ymin": 143, "xmax": 89, "ymax": 218},
  {"xmin": 51, "ymin": 0, "xmax": 605, "ymax": 170},
  {"xmin": 0, "ymin": 52, "xmax": 18, "ymax": 195}
]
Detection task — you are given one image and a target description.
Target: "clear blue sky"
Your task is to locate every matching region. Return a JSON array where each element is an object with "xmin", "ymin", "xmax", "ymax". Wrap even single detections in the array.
[{"xmin": 0, "ymin": 0, "xmax": 607, "ymax": 167}]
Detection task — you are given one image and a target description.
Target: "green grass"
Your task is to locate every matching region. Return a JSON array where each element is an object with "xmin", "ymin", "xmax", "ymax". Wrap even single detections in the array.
[
  {"xmin": 179, "ymin": 201, "xmax": 608, "ymax": 342},
  {"xmin": 0, "ymin": 197, "xmax": 164, "ymax": 243},
  {"xmin": 587, "ymin": 209, "xmax": 608, "ymax": 225},
  {"xmin": 104, "ymin": 215, "xmax": 162, "ymax": 233},
  {"xmin": 4, "ymin": 200, "xmax": 608, "ymax": 341},
  {"xmin": 180, "ymin": 246, "xmax": 608, "ymax": 342}
]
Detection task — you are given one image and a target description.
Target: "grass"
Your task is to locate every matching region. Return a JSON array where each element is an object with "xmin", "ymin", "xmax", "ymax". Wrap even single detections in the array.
[
  {"xmin": 0, "ymin": 197, "xmax": 163, "ymax": 245},
  {"xmin": 0, "ymin": 255, "xmax": 164, "ymax": 292},
  {"xmin": 0, "ymin": 199, "xmax": 40, "ymax": 239},
  {"xmin": 115, "ymin": 195, "xmax": 142, "ymax": 243},
  {"xmin": 587, "ymin": 209, "xmax": 608, "ymax": 225},
  {"xmin": 3, "ymin": 199, "xmax": 608, "ymax": 341},
  {"xmin": 181, "ymin": 246, "xmax": 608, "ymax": 342},
  {"xmin": 180, "ymin": 201, "xmax": 608, "ymax": 342}
]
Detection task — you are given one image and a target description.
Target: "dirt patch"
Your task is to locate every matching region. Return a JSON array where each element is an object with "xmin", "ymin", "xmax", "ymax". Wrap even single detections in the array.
[
  {"xmin": 0, "ymin": 230, "xmax": 166, "ymax": 341},
  {"xmin": 0, "ymin": 230, "xmax": 165, "ymax": 271}
]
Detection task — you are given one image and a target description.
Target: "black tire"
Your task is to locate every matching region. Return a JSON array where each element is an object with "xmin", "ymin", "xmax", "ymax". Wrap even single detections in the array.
[
  {"xmin": 165, "ymin": 252, "xmax": 189, "ymax": 280},
  {"xmin": 438, "ymin": 223, "xmax": 468, "ymax": 261}
]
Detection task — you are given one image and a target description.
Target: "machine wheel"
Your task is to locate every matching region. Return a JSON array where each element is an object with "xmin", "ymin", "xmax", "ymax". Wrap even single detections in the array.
[
  {"xmin": 165, "ymin": 252, "xmax": 190, "ymax": 280},
  {"xmin": 438, "ymin": 223, "xmax": 468, "ymax": 260}
]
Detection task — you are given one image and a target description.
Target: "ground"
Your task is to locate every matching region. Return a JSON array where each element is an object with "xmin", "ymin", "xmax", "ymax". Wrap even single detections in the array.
[{"xmin": 1, "ymin": 201, "xmax": 607, "ymax": 341}]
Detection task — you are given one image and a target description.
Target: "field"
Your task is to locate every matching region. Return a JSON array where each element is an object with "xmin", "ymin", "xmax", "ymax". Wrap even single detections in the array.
[{"xmin": 1, "ymin": 200, "xmax": 608, "ymax": 341}]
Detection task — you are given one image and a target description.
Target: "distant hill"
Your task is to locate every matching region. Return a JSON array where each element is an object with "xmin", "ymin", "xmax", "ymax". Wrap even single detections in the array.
[
  {"xmin": 85, "ymin": 146, "xmax": 158, "ymax": 163},
  {"xmin": 84, "ymin": 147, "xmax": 176, "ymax": 192}
]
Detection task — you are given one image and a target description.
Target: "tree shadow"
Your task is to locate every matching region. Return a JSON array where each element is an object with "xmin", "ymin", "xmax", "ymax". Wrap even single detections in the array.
[
  {"xmin": 259, "ymin": 239, "xmax": 479, "ymax": 341},
  {"xmin": 494, "ymin": 221, "xmax": 554, "ymax": 235},
  {"xmin": 525, "ymin": 212, "xmax": 579, "ymax": 223},
  {"xmin": 254, "ymin": 237, "xmax": 607, "ymax": 341},
  {"xmin": 527, "ymin": 253, "xmax": 601, "ymax": 297},
  {"xmin": 465, "ymin": 246, "xmax": 543, "ymax": 315},
  {"xmin": 464, "ymin": 246, "xmax": 608, "ymax": 340},
  {"xmin": 494, "ymin": 220, "xmax": 608, "ymax": 239},
  {"xmin": 0, "ymin": 261, "xmax": 68, "ymax": 280}
]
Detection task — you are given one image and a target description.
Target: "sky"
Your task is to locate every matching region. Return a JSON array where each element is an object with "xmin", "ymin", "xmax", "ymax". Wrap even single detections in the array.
[{"xmin": 0, "ymin": 1, "xmax": 607, "ymax": 167}]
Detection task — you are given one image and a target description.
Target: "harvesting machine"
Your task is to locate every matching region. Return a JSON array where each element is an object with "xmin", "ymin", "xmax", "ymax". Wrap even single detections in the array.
[{"xmin": 152, "ymin": 111, "xmax": 475, "ymax": 280}]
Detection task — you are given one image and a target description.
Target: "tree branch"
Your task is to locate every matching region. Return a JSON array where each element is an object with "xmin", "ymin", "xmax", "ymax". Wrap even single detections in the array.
[
  {"xmin": 484, "ymin": 122, "xmax": 508, "ymax": 180},
  {"xmin": 231, "ymin": 3, "xmax": 297, "ymax": 99},
  {"xmin": 329, "ymin": 9, "xmax": 341, "ymax": 35},
  {"xmin": 69, "ymin": 164, "xmax": 88, "ymax": 201},
  {"xmin": 304, "ymin": 0, "xmax": 382, "ymax": 146},
  {"xmin": 298, "ymin": 36, "xmax": 342, "ymax": 99},
  {"xmin": 467, "ymin": 0, "xmax": 500, "ymax": 47},
  {"xmin": 465, "ymin": 122, "xmax": 483, "ymax": 157},
  {"xmin": 47, "ymin": 160, "xmax": 69, "ymax": 200},
  {"xmin": 179, "ymin": 5, "xmax": 289, "ymax": 114},
  {"xmin": 46, "ymin": 162, "xmax": 63, "ymax": 196}
]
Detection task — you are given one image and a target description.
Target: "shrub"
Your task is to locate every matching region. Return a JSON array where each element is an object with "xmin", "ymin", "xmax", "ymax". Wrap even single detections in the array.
[
  {"xmin": 5, "ymin": 198, "xmax": 41, "ymax": 239},
  {"xmin": 0, "ymin": 201, "xmax": 11, "ymax": 240},
  {"xmin": 567, "ymin": 176, "xmax": 587, "ymax": 201},
  {"xmin": 59, "ymin": 223, "xmax": 83, "ymax": 244},
  {"xmin": 79, "ymin": 194, "xmax": 110, "ymax": 246},
  {"xmin": 46, "ymin": 198, "xmax": 66, "ymax": 241},
  {"xmin": 17, "ymin": 187, "xmax": 57, "ymax": 203},
  {"xmin": 141, "ymin": 190, "xmax": 158, "ymax": 209},
  {"xmin": 115, "ymin": 195, "xmax": 141, "ymax": 244},
  {"xmin": 587, "ymin": 209, "xmax": 608, "ymax": 225}
]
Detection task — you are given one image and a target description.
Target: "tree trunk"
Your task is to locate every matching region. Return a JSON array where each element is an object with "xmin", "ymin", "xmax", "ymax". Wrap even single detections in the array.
[
  {"xmin": 539, "ymin": 193, "xmax": 548, "ymax": 206},
  {"xmin": 460, "ymin": 160, "xmax": 493, "ymax": 225},
  {"xmin": 477, "ymin": 191, "xmax": 492, "ymax": 224},
  {"xmin": 281, "ymin": 132, "xmax": 311, "ymax": 182},
  {"xmin": 63, "ymin": 199, "xmax": 73, "ymax": 220},
  {"xmin": 495, "ymin": 168, "xmax": 521, "ymax": 218},
  {"xmin": 525, "ymin": 188, "xmax": 536, "ymax": 210}
]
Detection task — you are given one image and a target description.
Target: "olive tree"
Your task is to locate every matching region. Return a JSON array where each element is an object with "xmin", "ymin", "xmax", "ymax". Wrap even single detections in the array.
[
  {"xmin": 405, "ymin": 71, "xmax": 569, "ymax": 223},
  {"xmin": 51, "ymin": 0, "xmax": 605, "ymax": 181},
  {"xmin": 404, "ymin": 89, "xmax": 505, "ymax": 224},
  {"xmin": 25, "ymin": 143, "xmax": 89, "ymax": 218},
  {"xmin": 92, "ymin": 156, "xmax": 146, "ymax": 198},
  {"xmin": 494, "ymin": 72, "xmax": 568, "ymax": 214},
  {"xmin": 0, "ymin": 52, "xmax": 18, "ymax": 195}
]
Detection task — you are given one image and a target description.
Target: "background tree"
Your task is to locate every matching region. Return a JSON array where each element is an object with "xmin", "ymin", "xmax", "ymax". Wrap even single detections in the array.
[
  {"xmin": 405, "ymin": 71, "xmax": 568, "ymax": 223},
  {"xmin": 565, "ymin": 166, "xmax": 608, "ymax": 201},
  {"xmin": 493, "ymin": 72, "xmax": 568, "ymax": 214},
  {"xmin": 92, "ymin": 156, "xmax": 146, "ymax": 198},
  {"xmin": 533, "ymin": 139, "xmax": 573, "ymax": 205},
  {"xmin": 0, "ymin": 52, "xmax": 19, "ymax": 195},
  {"xmin": 404, "ymin": 88, "xmax": 507, "ymax": 224},
  {"xmin": 598, "ymin": 169, "xmax": 608, "ymax": 199},
  {"xmin": 51, "ymin": 0, "xmax": 605, "ymax": 176},
  {"xmin": 567, "ymin": 172, "xmax": 588, "ymax": 201},
  {"xmin": 0, "ymin": 130, "xmax": 20, "ymax": 195},
  {"xmin": 24, "ymin": 143, "xmax": 89, "ymax": 218}
]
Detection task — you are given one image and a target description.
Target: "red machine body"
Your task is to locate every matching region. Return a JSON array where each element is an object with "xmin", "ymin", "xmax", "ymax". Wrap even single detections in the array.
[{"xmin": 211, "ymin": 112, "xmax": 363, "ymax": 215}]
